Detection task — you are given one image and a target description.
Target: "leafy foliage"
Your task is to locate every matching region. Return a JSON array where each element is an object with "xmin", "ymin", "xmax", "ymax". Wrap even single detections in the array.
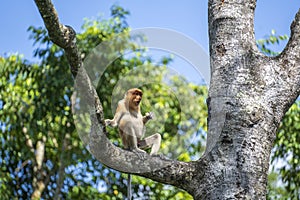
[
  {"xmin": 256, "ymin": 29, "xmax": 288, "ymax": 56},
  {"xmin": 267, "ymin": 172, "xmax": 289, "ymax": 200},
  {"xmin": 2, "ymin": 4, "xmax": 297, "ymax": 199},
  {"xmin": 271, "ymin": 102, "xmax": 300, "ymax": 199},
  {"xmin": 0, "ymin": 5, "xmax": 207, "ymax": 199}
]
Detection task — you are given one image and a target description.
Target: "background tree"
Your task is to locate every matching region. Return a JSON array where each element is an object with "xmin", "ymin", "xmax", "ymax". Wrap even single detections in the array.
[
  {"xmin": 32, "ymin": 0, "xmax": 300, "ymax": 198},
  {"xmin": 0, "ymin": 6, "xmax": 206, "ymax": 199},
  {"xmin": 270, "ymin": 101, "xmax": 300, "ymax": 199},
  {"xmin": 0, "ymin": 0, "xmax": 299, "ymax": 198}
]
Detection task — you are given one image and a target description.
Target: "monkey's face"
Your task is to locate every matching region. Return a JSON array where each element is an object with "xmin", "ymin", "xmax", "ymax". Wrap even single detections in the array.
[
  {"xmin": 127, "ymin": 88, "xmax": 143, "ymax": 108},
  {"xmin": 131, "ymin": 90, "xmax": 142, "ymax": 106}
]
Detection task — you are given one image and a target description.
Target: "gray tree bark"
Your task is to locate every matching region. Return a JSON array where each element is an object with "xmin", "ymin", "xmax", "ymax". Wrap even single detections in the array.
[{"xmin": 34, "ymin": 0, "xmax": 300, "ymax": 199}]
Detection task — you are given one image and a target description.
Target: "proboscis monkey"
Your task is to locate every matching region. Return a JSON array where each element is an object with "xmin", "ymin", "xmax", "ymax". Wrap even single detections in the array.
[
  {"xmin": 105, "ymin": 88, "xmax": 162, "ymax": 200},
  {"xmin": 105, "ymin": 88, "xmax": 161, "ymax": 155}
]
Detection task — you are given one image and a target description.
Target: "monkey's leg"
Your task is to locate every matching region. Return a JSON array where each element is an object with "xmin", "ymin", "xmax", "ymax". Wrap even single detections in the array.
[
  {"xmin": 139, "ymin": 133, "xmax": 161, "ymax": 155},
  {"xmin": 126, "ymin": 135, "xmax": 147, "ymax": 160},
  {"xmin": 130, "ymin": 135, "xmax": 146, "ymax": 153}
]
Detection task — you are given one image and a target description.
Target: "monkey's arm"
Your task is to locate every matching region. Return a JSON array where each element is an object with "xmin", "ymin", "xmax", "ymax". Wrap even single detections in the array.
[
  {"xmin": 105, "ymin": 119, "xmax": 118, "ymax": 127},
  {"xmin": 142, "ymin": 112, "xmax": 153, "ymax": 124},
  {"xmin": 105, "ymin": 101, "xmax": 125, "ymax": 127}
]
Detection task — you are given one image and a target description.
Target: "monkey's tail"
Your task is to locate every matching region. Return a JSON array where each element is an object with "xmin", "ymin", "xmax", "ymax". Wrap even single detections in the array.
[{"xmin": 128, "ymin": 174, "xmax": 132, "ymax": 200}]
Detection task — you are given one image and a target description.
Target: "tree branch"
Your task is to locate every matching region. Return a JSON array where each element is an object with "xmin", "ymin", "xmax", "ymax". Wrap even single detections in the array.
[
  {"xmin": 34, "ymin": 0, "xmax": 106, "ymax": 144},
  {"xmin": 280, "ymin": 9, "xmax": 300, "ymax": 101},
  {"xmin": 31, "ymin": 138, "xmax": 46, "ymax": 199},
  {"xmin": 53, "ymin": 133, "xmax": 69, "ymax": 199},
  {"xmin": 34, "ymin": 0, "xmax": 81, "ymax": 76},
  {"xmin": 34, "ymin": 0, "xmax": 75, "ymax": 49},
  {"xmin": 33, "ymin": 0, "xmax": 199, "ymax": 191}
]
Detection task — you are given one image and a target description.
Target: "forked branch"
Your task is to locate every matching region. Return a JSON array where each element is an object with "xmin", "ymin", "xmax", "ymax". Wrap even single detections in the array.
[
  {"xmin": 33, "ymin": 0, "xmax": 199, "ymax": 191},
  {"xmin": 279, "ymin": 8, "xmax": 300, "ymax": 105}
]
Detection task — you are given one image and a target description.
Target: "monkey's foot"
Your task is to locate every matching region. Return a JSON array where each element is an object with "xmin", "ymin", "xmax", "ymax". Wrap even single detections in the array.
[
  {"xmin": 132, "ymin": 149, "xmax": 147, "ymax": 160},
  {"xmin": 151, "ymin": 153, "xmax": 169, "ymax": 160}
]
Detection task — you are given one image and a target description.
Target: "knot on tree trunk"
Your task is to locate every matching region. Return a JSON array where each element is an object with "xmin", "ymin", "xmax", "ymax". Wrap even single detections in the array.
[{"xmin": 49, "ymin": 25, "xmax": 76, "ymax": 49}]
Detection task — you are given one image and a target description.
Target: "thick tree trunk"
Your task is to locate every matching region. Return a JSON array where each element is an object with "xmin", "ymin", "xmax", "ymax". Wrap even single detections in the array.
[
  {"xmin": 194, "ymin": 0, "xmax": 300, "ymax": 199},
  {"xmin": 34, "ymin": 0, "xmax": 300, "ymax": 199}
]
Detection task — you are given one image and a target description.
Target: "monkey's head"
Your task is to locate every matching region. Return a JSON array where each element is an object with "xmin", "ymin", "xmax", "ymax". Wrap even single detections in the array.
[{"xmin": 126, "ymin": 88, "xmax": 143, "ymax": 111}]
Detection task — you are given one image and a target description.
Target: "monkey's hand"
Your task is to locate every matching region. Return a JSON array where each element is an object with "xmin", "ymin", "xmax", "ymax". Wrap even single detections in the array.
[
  {"xmin": 143, "ymin": 112, "xmax": 154, "ymax": 124},
  {"xmin": 146, "ymin": 112, "xmax": 154, "ymax": 120},
  {"xmin": 105, "ymin": 119, "xmax": 117, "ymax": 127}
]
